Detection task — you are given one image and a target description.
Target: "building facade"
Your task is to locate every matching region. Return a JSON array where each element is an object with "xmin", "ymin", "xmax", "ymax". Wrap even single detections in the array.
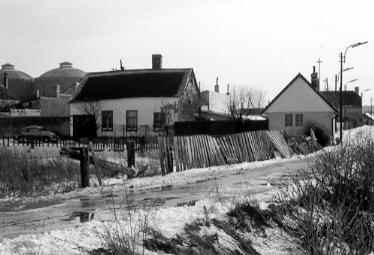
[
  {"xmin": 70, "ymin": 55, "xmax": 200, "ymax": 137},
  {"xmin": 263, "ymin": 73, "xmax": 337, "ymax": 138}
]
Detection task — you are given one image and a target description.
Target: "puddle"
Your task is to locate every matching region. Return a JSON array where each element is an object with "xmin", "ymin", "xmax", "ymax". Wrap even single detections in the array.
[{"xmin": 63, "ymin": 211, "xmax": 95, "ymax": 223}]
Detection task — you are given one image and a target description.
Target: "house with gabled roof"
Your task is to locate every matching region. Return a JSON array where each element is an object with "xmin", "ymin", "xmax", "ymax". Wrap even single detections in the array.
[
  {"xmin": 262, "ymin": 72, "xmax": 337, "ymax": 139},
  {"xmin": 69, "ymin": 55, "xmax": 200, "ymax": 137}
]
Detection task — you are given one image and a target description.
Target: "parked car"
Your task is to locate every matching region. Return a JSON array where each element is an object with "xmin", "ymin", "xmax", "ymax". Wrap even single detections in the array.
[{"xmin": 16, "ymin": 125, "xmax": 59, "ymax": 143}]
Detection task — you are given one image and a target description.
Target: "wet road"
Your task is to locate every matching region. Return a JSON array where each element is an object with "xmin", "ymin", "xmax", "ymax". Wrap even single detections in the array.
[{"xmin": 0, "ymin": 157, "xmax": 311, "ymax": 240}]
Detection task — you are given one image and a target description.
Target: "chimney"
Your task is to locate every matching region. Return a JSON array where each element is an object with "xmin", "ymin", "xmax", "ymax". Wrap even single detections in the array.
[
  {"xmin": 56, "ymin": 84, "xmax": 60, "ymax": 98},
  {"xmin": 355, "ymin": 86, "xmax": 359, "ymax": 95},
  {"xmin": 214, "ymin": 77, "xmax": 219, "ymax": 93},
  {"xmin": 3, "ymin": 72, "xmax": 8, "ymax": 89},
  {"xmin": 152, "ymin": 54, "xmax": 162, "ymax": 70},
  {"xmin": 226, "ymin": 84, "xmax": 230, "ymax": 95},
  {"xmin": 311, "ymin": 66, "xmax": 319, "ymax": 90}
]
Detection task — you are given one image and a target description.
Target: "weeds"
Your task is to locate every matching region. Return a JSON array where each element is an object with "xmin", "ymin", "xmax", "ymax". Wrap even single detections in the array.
[
  {"xmin": 273, "ymin": 138, "xmax": 374, "ymax": 254},
  {"xmin": 0, "ymin": 147, "xmax": 80, "ymax": 197}
]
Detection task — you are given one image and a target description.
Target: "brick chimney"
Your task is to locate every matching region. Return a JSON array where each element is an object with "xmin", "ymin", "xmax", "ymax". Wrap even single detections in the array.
[
  {"xmin": 311, "ymin": 66, "xmax": 319, "ymax": 90},
  {"xmin": 152, "ymin": 54, "xmax": 162, "ymax": 70},
  {"xmin": 214, "ymin": 77, "xmax": 219, "ymax": 93},
  {"xmin": 355, "ymin": 86, "xmax": 359, "ymax": 95}
]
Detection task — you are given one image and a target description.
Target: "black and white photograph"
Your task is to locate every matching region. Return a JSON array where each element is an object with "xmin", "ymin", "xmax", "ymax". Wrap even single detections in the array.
[{"xmin": 0, "ymin": 0, "xmax": 374, "ymax": 254}]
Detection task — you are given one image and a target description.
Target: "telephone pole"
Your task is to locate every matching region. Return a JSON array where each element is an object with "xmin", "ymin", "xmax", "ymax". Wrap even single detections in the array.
[{"xmin": 317, "ymin": 58, "xmax": 323, "ymax": 81}]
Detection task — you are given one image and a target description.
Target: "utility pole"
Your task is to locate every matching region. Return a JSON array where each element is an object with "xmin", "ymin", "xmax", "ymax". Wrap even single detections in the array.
[
  {"xmin": 317, "ymin": 58, "xmax": 323, "ymax": 81},
  {"xmin": 324, "ymin": 77, "xmax": 329, "ymax": 91},
  {"xmin": 339, "ymin": 52, "xmax": 343, "ymax": 142}
]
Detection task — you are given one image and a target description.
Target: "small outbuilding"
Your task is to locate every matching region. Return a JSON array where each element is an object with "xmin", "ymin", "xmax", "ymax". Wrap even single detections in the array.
[{"xmin": 262, "ymin": 73, "xmax": 337, "ymax": 138}]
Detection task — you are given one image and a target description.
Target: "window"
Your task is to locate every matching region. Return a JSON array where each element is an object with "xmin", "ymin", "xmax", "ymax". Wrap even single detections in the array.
[
  {"xmin": 153, "ymin": 112, "xmax": 165, "ymax": 130},
  {"xmin": 285, "ymin": 114, "xmax": 293, "ymax": 127},
  {"xmin": 102, "ymin": 110, "xmax": 113, "ymax": 131},
  {"xmin": 295, "ymin": 114, "xmax": 303, "ymax": 127},
  {"xmin": 126, "ymin": 110, "xmax": 138, "ymax": 131}
]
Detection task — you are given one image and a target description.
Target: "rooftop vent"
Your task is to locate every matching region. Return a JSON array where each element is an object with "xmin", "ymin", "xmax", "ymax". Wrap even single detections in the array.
[{"xmin": 60, "ymin": 62, "xmax": 73, "ymax": 69}]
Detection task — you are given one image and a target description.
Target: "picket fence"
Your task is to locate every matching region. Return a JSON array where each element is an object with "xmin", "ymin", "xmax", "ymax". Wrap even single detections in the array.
[{"xmin": 158, "ymin": 130, "xmax": 292, "ymax": 173}]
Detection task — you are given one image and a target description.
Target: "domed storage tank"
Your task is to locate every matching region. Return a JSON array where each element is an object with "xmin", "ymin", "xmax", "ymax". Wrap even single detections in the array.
[
  {"xmin": 0, "ymin": 63, "xmax": 33, "ymax": 100},
  {"xmin": 34, "ymin": 62, "xmax": 86, "ymax": 97}
]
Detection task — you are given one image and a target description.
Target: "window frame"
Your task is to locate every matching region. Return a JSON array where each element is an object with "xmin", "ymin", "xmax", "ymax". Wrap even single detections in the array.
[
  {"xmin": 126, "ymin": 110, "xmax": 138, "ymax": 131},
  {"xmin": 153, "ymin": 112, "xmax": 165, "ymax": 130},
  {"xmin": 285, "ymin": 114, "xmax": 293, "ymax": 127},
  {"xmin": 295, "ymin": 114, "xmax": 303, "ymax": 127},
  {"xmin": 101, "ymin": 110, "xmax": 113, "ymax": 131}
]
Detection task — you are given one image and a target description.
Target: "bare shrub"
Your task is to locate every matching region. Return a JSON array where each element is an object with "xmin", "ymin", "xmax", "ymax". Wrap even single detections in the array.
[
  {"xmin": 303, "ymin": 121, "xmax": 331, "ymax": 146},
  {"xmin": 273, "ymin": 139, "xmax": 374, "ymax": 254}
]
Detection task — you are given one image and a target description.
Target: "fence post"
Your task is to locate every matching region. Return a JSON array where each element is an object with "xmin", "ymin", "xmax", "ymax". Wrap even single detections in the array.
[
  {"xmin": 80, "ymin": 146, "xmax": 90, "ymax": 188},
  {"xmin": 127, "ymin": 141, "xmax": 135, "ymax": 168}
]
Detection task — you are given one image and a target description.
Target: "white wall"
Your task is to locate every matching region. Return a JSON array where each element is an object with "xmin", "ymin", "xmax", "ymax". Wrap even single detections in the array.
[
  {"xmin": 70, "ymin": 97, "xmax": 178, "ymax": 136},
  {"xmin": 266, "ymin": 112, "xmax": 335, "ymax": 137},
  {"xmin": 265, "ymin": 76, "xmax": 334, "ymax": 113},
  {"xmin": 201, "ymin": 90, "xmax": 230, "ymax": 114}
]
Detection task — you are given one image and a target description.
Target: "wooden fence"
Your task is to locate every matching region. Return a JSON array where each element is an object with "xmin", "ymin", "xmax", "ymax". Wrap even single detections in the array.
[
  {"xmin": 0, "ymin": 135, "xmax": 159, "ymax": 151},
  {"xmin": 158, "ymin": 130, "xmax": 292, "ymax": 172}
]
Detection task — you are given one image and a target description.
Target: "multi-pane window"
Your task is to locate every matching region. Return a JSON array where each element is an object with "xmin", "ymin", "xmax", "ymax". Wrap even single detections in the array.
[
  {"xmin": 295, "ymin": 114, "xmax": 303, "ymax": 127},
  {"xmin": 101, "ymin": 110, "xmax": 113, "ymax": 131},
  {"xmin": 285, "ymin": 114, "xmax": 293, "ymax": 127},
  {"xmin": 126, "ymin": 110, "xmax": 138, "ymax": 131},
  {"xmin": 153, "ymin": 112, "xmax": 165, "ymax": 130}
]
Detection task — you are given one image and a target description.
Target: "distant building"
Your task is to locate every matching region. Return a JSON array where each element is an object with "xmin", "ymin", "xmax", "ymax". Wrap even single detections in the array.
[
  {"xmin": 70, "ymin": 54, "xmax": 200, "ymax": 138},
  {"xmin": 33, "ymin": 61, "xmax": 85, "ymax": 97},
  {"xmin": 321, "ymin": 89, "xmax": 362, "ymax": 129},
  {"xmin": 262, "ymin": 72, "xmax": 337, "ymax": 138},
  {"xmin": 201, "ymin": 78, "xmax": 231, "ymax": 120},
  {"xmin": 0, "ymin": 63, "xmax": 33, "ymax": 100}
]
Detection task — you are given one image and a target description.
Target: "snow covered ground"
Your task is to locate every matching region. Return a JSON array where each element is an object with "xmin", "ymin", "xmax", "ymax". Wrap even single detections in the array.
[{"xmin": 0, "ymin": 126, "xmax": 373, "ymax": 255}]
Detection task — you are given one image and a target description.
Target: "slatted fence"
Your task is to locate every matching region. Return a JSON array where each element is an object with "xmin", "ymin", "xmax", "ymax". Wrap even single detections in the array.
[
  {"xmin": 0, "ymin": 135, "xmax": 159, "ymax": 151},
  {"xmin": 158, "ymin": 130, "xmax": 292, "ymax": 172}
]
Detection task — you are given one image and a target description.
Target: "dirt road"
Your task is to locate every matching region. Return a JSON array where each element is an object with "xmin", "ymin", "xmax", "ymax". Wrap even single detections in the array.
[{"xmin": 0, "ymin": 156, "xmax": 311, "ymax": 241}]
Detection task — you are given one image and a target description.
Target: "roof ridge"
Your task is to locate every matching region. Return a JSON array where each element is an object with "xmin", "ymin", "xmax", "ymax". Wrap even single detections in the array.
[{"xmin": 87, "ymin": 68, "xmax": 193, "ymax": 77}]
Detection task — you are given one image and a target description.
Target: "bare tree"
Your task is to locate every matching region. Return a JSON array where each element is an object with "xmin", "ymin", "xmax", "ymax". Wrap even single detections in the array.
[
  {"xmin": 77, "ymin": 101, "xmax": 102, "ymax": 132},
  {"xmin": 227, "ymin": 85, "xmax": 266, "ymax": 119}
]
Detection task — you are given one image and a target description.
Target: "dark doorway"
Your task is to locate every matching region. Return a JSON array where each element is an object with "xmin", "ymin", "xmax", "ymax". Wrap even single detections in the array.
[{"xmin": 73, "ymin": 115, "xmax": 97, "ymax": 140}]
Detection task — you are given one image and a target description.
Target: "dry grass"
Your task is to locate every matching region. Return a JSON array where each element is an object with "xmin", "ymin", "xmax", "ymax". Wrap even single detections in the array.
[
  {"xmin": 0, "ymin": 147, "xmax": 80, "ymax": 198},
  {"xmin": 272, "ymin": 138, "xmax": 374, "ymax": 254}
]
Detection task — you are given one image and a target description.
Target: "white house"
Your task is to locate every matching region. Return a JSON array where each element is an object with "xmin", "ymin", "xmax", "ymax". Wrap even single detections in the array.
[
  {"xmin": 200, "ymin": 78, "xmax": 231, "ymax": 120},
  {"xmin": 69, "ymin": 55, "xmax": 200, "ymax": 137},
  {"xmin": 262, "ymin": 73, "xmax": 337, "ymax": 138}
]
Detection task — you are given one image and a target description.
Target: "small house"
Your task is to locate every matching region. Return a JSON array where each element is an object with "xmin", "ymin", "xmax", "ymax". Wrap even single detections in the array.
[
  {"xmin": 70, "ymin": 55, "xmax": 200, "ymax": 138},
  {"xmin": 262, "ymin": 72, "xmax": 337, "ymax": 138}
]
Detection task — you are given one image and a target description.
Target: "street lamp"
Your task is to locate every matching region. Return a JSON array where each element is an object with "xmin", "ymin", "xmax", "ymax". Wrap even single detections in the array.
[
  {"xmin": 344, "ymin": 79, "xmax": 358, "ymax": 91},
  {"xmin": 339, "ymin": 41, "xmax": 368, "ymax": 142}
]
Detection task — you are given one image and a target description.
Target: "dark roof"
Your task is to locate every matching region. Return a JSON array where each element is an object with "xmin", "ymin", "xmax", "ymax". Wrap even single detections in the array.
[
  {"xmin": 241, "ymin": 108, "xmax": 263, "ymax": 115},
  {"xmin": 71, "ymin": 68, "xmax": 195, "ymax": 102},
  {"xmin": 262, "ymin": 73, "xmax": 337, "ymax": 113},
  {"xmin": 321, "ymin": 91, "xmax": 361, "ymax": 107}
]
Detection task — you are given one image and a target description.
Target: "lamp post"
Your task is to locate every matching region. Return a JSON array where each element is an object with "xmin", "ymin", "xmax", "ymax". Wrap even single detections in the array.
[
  {"xmin": 339, "ymin": 41, "xmax": 368, "ymax": 142},
  {"xmin": 344, "ymin": 79, "xmax": 358, "ymax": 91}
]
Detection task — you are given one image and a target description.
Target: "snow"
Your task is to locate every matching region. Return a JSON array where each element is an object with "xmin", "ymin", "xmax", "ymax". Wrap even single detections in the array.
[{"xmin": 1, "ymin": 126, "xmax": 373, "ymax": 254}]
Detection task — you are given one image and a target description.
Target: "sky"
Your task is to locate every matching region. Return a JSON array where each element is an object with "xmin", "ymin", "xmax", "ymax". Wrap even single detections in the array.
[{"xmin": 1, "ymin": 0, "xmax": 374, "ymax": 105}]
